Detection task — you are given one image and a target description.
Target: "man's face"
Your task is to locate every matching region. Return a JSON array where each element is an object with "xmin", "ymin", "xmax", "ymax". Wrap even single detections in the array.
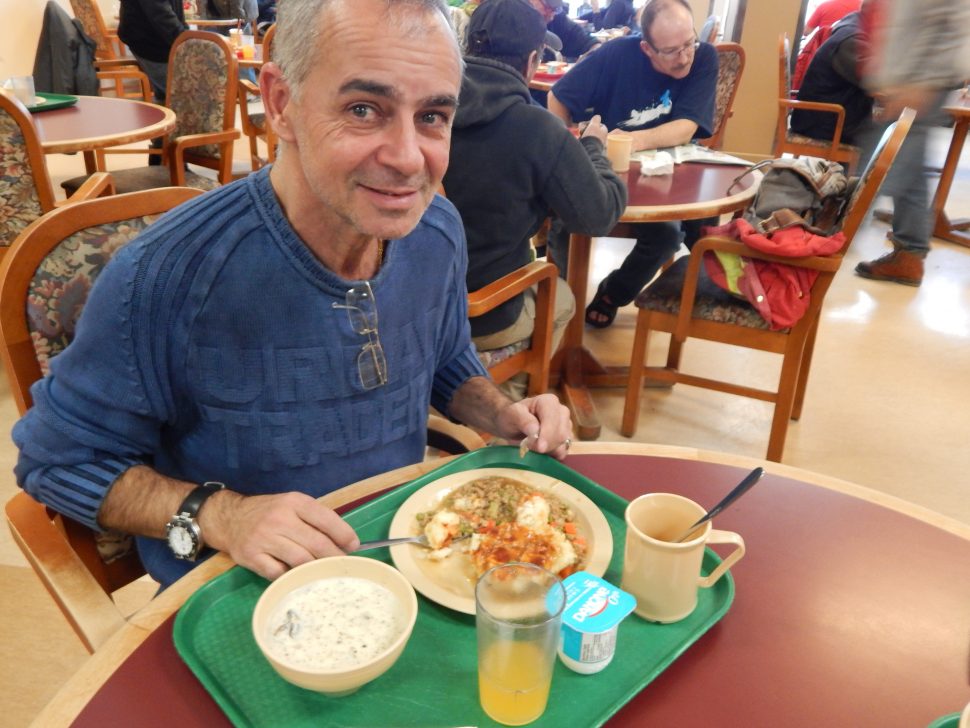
[
  {"xmin": 528, "ymin": 0, "xmax": 556, "ymax": 23},
  {"xmin": 272, "ymin": 0, "xmax": 461, "ymax": 245},
  {"xmin": 641, "ymin": 6, "xmax": 697, "ymax": 80}
]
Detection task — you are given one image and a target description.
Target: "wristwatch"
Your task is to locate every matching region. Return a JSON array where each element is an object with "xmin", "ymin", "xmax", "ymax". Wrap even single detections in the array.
[{"xmin": 166, "ymin": 481, "xmax": 226, "ymax": 561}]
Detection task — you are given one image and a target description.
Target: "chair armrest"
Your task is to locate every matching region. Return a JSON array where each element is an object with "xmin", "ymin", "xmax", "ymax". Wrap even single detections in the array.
[
  {"xmin": 169, "ymin": 130, "xmax": 241, "ymax": 184},
  {"xmin": 94, "ymin": 58, "xmax": 141, "ymax": 70},
  {"xmin": 5, "ymin": 492, "xmax": 126, "ymax": 653},
  {"xmin": 96, "ymin": 68, "xmax": 152, "ymax": 101},
  {"xmin": 467, "ymin": 260, "xmax": 558, "ymax": 317},
  {"xmin": 426, "ymin": 413, "xmax": 487, "ymax": 454},
  {"xmin": 779, "ymin": 98, "xmax": 848, "ymax": 156},
  {"xmin": 55, "ymin": 173, "xmax": 115, "ymax": 206}
]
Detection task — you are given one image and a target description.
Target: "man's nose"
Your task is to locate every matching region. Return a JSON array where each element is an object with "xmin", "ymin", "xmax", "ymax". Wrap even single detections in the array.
[{"xmin": 377, "ymin": 118, "xmax": 425, "ymax": 177}]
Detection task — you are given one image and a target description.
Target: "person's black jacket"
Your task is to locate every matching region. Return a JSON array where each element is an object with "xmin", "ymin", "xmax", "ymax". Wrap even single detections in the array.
[
  {"xmin": 33, "ymin": 1, "xmax": 98, "ymax": 96},
  {"xmin": 790, "ymin": 13, "xmax": 873, "ymax": 145},
  {"xmin": 118, "ymin": 0, "xmax": 187, "ymax": 63},
  {"xmin": 443, "ymin": 57, "xmax": 627, "ymax": 336},
  {"xmin": 596, "ymin": 0, "xmax": 635, "ymax": 31},
  {"xmin": 547, "ymin": 13, "xmax": 598, "ymax": 62}
]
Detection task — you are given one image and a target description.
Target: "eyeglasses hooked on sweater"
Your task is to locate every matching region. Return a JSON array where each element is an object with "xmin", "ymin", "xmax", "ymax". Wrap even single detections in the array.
[{"xmin": 332, "ymin": 281, "xmax": 388, "ymax": 390}]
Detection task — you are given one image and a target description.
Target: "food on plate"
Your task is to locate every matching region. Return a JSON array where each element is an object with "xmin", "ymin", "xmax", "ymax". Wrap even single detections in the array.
[
  {"xmin": 415, "ymin": 475, "xmax": 588, "ymax": 578},
  {"xmin": 265, "ymin": 576, "xmax": 407, "ymax": 671}
]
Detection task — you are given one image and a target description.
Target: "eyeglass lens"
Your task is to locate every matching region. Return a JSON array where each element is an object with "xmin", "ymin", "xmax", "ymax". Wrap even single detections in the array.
[{"xmin": 334, "ymin": 282, "xmax": 388, "ymax": 390}]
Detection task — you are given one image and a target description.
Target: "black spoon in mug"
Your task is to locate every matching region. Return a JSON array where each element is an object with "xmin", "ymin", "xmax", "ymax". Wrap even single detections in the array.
[{"xmin": 675, "ymin": 467, "xmax": 765, "ymax": 543}]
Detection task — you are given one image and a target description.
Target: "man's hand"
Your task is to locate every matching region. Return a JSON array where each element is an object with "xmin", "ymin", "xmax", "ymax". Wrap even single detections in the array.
[
  {"xmin": 449, "ymin": 378, "xmax": 575, "ymax": 459},
  {"xmin": 494, "ymin": 393, "xmax": 574, "ymax": 460},
  {"xmin": 200, "ymin": 490, "xmax": 360, "ymax": 581},
  {"xmin": 580, "ymin": 114, "xmax": 609, "ymax": 145}
]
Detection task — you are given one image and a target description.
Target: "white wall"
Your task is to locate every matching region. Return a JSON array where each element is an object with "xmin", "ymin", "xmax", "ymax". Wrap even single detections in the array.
[{"xmin": 2, "ymin": 0, "xmax": 116, "ymax": 79}]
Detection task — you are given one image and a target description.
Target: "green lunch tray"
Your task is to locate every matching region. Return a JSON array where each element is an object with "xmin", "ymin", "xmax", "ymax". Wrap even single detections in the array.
[
  {"xmin": 173, "ymin": 447, "xmax": 735, "ymax": 728},
  {"xmin": 27, "ymin": 93, "xmax": 78, "ymax": 112}
]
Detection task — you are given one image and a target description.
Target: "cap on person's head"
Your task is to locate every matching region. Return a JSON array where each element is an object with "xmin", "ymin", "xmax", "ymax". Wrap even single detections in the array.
[{"xmin": 468, "ymin": 0, "xmax": 561, "ymax": 58}]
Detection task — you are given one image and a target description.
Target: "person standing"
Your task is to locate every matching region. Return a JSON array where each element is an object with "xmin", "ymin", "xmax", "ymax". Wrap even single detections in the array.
[
  {"xmin": 117, "ymin": 0, "xmax": 188, "ymax": 103},
  {"xmin": 854, "ymin": 0, "xmax": 970, "ymax": 286},
  {"xmin": 804, "ymin": 0, "xmax": 862, "ymax": 33}
]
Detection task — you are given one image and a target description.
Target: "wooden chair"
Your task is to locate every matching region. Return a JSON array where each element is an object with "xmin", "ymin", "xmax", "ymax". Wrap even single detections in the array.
[
  {"xmin": 62, "ymin": 30, "xmax": 241, "ymax": 195},
  {"xmin": 621, "ymin": 108, "xmax": 915, "ymax": 462},
  {"xmin": 0, "ymin": 92, "xmax": 114, "ymax": 260},
  {"xmin": 0, "ymin": 187, "xmax": 202, "ymax": 652},
  {"xmin": 469, "ymin": 260, "xmax": 559, "ymax": 397},
  {"xmin": 237, "ymin": 23, "xmax": 277, "ymax": 170},
  {"xmin": 697, "ymin": 42, "xmax": 745, "ymax": 151},
  {"xmin": 774, "ymin": 33, "xmax": 860, "ymax": 172},
  {"xmin": 68, "ymin": 0, "xmax": 152, "ymax": 101}
]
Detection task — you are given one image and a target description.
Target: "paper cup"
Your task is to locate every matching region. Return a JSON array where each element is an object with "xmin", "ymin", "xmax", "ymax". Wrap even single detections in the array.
[{"xmin": 606, "ymin": 133, "xmax": 633, "ymax": 173}]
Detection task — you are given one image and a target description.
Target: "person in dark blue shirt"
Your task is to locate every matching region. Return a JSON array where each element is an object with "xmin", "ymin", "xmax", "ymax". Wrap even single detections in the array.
[{"xmin": 547, "ymin": 0, "xmax": 718, "ymax": 327}]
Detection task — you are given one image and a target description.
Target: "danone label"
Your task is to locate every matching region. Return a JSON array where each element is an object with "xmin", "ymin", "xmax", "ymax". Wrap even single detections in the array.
[
  {"xmin": 562, "ymin": 572, "xmax": 636, "ymax": 633},
  {"xmin": 559, "ymin": 572, "xmax": 636, "ymax": 671}
]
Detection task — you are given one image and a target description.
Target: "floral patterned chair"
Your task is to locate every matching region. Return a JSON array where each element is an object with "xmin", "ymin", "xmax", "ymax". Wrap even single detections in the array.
[
  {"xmin": 622, "ymin": 109, "xmax": 914, "ymax": 462},
  {"xmin": 0, "ymin": 187, "xmax": 202, "ymax": 652},
  {"xmin": 62, "ymin": 30, "xmax": 241, "ymax": 196},
  {"xmin": 697, "ymin": 42, "xmax": 746, "ymax": 151},
  {"xmin": 69, "ymin": 0, "xmax": 152, "ymax": 100},
  {"xmin": 0, "ymin": 92, "xmax": 114, "ymax": 261}
]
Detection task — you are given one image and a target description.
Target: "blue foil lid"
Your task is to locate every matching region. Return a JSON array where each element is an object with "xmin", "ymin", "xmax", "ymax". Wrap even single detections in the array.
[{"xmin": 562, "ymin": 571, "xmax": 637, "ymax": 632}]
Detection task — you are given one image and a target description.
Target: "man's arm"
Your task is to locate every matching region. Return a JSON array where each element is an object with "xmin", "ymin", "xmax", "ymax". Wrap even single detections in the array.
[
  {"xmin": 629, "ymin": 118, "xmax": 698, "ymax": 151},
  {"xmin": 448, "ymin": 377, "xmax": 573, "ymax": 460},
  {"xmin": 97, "ymin": 465, "xmax": 359, "ymax": 581},
  {"xmin": 547, "ymin": 91, "xmax": 574, "ymax": 125}
]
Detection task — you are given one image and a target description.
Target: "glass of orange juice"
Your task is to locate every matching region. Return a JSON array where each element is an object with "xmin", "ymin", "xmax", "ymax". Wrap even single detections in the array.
[{"xmin": 475, "ymin": 562, "xmax": 565, "ymax": 726}]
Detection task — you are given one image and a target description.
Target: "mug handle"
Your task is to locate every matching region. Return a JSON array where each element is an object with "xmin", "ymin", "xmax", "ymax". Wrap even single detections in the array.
[{"xmin": 697, "ymin": 529, "xmax": 745, "ymax": 588}]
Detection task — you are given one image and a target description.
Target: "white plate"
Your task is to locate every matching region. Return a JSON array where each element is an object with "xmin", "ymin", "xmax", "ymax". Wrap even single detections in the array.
[{"xmin": 388, "ymin": 467, "xmax": 613, "ymax": 615}]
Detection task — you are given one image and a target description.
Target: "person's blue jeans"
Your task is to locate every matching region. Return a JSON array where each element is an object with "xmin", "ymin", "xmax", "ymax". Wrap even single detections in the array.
[
  {"xmin": 856, "ymin": 91, "xmax": 948, "ymax": 256},
  {"xmin": 132, "ymin": 54, "xmax": 169, "ymax": 105}
]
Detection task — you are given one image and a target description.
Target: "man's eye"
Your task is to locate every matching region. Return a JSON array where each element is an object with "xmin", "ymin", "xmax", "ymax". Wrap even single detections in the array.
[
  {"xmin": 420, "ymin": 111, "xmax": 450, "ymax": 126},
  {"xmin": 350, "ymin": 104, "xmax": 375, "ymax": 119}
]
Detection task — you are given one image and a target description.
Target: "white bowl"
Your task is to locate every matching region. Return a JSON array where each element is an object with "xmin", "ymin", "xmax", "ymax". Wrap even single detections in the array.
[{"xmin": 252, "ymin": 556, "xmax": 418, "ymax": 696}]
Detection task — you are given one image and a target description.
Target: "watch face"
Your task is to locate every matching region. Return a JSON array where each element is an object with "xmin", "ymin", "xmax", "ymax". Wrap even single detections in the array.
[{"xmin": 167, "ymin": 522, "xmax": 198, "ymax": 558}]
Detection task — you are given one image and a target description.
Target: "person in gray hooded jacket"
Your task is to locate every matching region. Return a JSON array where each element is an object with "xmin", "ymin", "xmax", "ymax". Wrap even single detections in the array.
[{"xmin": 442, "ymin": 0, "xmax": 626, "ymax": 397}]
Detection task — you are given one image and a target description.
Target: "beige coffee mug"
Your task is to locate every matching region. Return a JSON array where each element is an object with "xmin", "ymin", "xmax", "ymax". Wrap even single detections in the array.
[
  {"xmin": 606, "ymin": 132, "xmax": 633, "ymax": 173},
  {"xmin": 621, "ymin": 492, "xmax": 745, "ymax": 623}
]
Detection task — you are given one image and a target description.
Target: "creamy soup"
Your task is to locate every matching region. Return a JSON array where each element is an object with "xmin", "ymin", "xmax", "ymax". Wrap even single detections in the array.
[{"xmin": 266, "ymin": 576, "xmax": 404, "ymax": 671}]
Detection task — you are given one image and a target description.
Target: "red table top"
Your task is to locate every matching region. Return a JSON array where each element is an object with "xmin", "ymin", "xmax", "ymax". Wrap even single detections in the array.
[
  {"xmin": 621, "ymin": 160, "xmax": 757, "ymax": 220},
  {"xmin": 69, "ymin": 454, "xmax": 970, "ymax": 727},
  {"xmin": 32, "ymin": 96, "xmax": 175, "ymax": 153}
]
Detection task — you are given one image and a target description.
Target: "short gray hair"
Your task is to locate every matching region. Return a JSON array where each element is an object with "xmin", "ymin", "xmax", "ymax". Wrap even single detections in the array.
[{"xmin": 273, "ymin": 0, "xmax": 454, "ymax": 95}]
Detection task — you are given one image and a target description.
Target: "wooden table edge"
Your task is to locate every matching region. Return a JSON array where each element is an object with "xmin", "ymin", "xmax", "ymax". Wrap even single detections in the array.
[
  {"xmin": 31, "ymin": 444, "xmax": 970, "ymax": 727},
  {"xmin": 38, "ymin": 98, "xmax": 177, "ymax": 155}
]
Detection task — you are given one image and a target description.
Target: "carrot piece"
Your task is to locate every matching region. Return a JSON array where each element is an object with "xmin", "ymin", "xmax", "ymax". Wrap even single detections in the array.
[{"xmin": 563, "ymin": 522, "xmax": 578, "ymax": 535}]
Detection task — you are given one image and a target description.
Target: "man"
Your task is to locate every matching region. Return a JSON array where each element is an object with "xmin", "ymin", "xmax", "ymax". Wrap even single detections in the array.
[
  {"xmin": 529, "ymin": 0, "xmax": 599, "ymax": 61},
  {"xmin": 547, "ymin": 0, "xmax": 717, "ymax": 327},
  {"xmin": 12, "ymin": 0, "xmax": 572, "ymax": 588},
  {"xmin": 117, "ymin": 0, "xmax": 188, "ymax": 103},
  {"xmin": 854, "ymin": 0, "xmax": 970, "ymax": 286},
  {"xmin": 442, "ymin": 0, "xmax": 627, "ymax": 397},
  {"xmin": 790, "ymin": 11, "xmax": 872, "ymax": 145}
]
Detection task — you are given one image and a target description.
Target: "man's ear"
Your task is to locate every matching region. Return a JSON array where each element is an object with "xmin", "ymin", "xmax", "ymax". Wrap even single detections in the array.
[
  {"xmin": 259, "ymin": 62, "xmax": 296, "ymax": 142},
  {"xmin": 526, "ymin": 49, "xmax": 541, "ymax": 81}
]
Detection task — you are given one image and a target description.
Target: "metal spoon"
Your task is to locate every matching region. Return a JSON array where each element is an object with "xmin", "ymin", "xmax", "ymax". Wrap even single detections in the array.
[
  {"xmin": 352, "ymin": 533, "xmax": 471, "ymax": 552},
  {"xmin": 675, "ymin": 467, "xmax": 765, "ymax": 542}
]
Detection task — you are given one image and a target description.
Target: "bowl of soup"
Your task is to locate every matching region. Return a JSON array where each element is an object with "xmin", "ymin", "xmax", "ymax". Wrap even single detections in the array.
[{"xmin": 252, "ymin": 556, "xmax": 418, "ymax": 696}]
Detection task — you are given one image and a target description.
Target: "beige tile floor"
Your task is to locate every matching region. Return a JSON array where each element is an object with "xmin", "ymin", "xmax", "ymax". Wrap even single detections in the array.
[{"xmin": 2, "ymin": 125, "xmax": 969, "ymax": 726}]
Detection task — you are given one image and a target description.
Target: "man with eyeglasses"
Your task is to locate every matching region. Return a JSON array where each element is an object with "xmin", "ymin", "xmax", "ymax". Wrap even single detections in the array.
[
  {"xmin": 546, "ymin": 0, "xmax": 718, "ymax": 328},
  {"xmin": 12, "ymin": 0, "xmax": 573, "ymax": 589}
]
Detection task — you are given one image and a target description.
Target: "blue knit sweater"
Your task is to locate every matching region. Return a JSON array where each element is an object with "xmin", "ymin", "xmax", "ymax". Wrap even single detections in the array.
[{"xmin": 12, "ymin": 168, "xmax": 487, "ymax": 585}]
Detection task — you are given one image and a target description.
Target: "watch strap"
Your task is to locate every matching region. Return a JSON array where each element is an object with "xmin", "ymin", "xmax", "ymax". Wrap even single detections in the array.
[{"xmin": 176, "ymin": 481, "xmax": 226, "ymax": 519}]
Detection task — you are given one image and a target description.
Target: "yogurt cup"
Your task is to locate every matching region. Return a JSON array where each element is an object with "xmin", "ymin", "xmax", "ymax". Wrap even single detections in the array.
[{"xmin": 558, "ymin": 571, "xmax": 636, "ymax": 674}]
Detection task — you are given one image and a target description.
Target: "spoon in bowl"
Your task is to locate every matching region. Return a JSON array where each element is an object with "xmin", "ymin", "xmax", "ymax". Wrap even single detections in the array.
[{"xmin": 675, "ymin": 467, "xmax": 765, "ymax": 543}]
